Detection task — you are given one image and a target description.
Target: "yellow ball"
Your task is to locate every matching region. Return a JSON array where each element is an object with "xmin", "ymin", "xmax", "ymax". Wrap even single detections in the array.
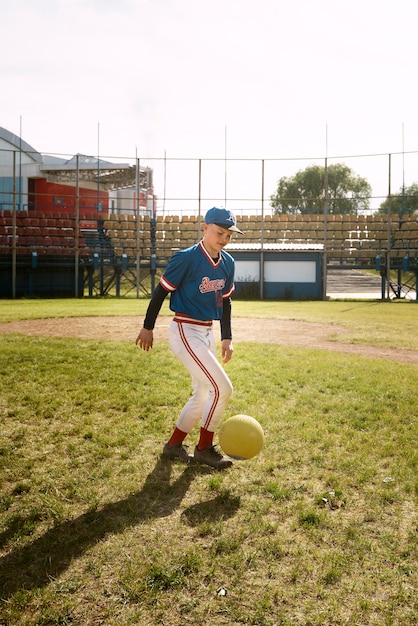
[{"xmin": 218, "ymin": 414, "xmax": 264, "ymax": 460}]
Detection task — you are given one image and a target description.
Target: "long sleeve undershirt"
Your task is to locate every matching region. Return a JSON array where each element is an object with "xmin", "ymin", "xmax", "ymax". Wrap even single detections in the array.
[{"xmin": 143, "ymin": 283, "xmax": 232, "ymax": 340}]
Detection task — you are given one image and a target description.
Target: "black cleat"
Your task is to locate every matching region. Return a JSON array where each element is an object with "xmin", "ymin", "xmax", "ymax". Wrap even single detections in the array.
[
  {"xmin": 194, "ymin": 445, "xmax": 233, "ymax": 470},
  {"xmin": 162, "ymin": 443, "xmax": 195, "ymax": 464}
]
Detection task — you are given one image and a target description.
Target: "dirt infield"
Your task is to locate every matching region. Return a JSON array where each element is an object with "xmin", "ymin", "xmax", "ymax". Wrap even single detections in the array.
[{"xmin": 1, "ymin": 316, "xmax": 417, "ymax": 365}]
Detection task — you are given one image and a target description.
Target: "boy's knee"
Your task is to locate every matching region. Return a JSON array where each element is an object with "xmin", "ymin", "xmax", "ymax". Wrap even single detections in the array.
[{"xmin": 220, "ymin": 379, "xmax": 233, "ymax": 399}]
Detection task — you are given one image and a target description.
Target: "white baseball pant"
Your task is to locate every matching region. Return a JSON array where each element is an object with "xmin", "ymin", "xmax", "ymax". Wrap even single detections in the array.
[{"xmin": 168, "ymin": 319, "xmax": 233, "ymax": 433}]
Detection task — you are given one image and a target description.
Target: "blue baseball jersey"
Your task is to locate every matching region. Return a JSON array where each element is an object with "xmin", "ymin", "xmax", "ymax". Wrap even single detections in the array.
[{"xmin": 160, "ymin": 241, "xmax": 235, "ymax": 321}]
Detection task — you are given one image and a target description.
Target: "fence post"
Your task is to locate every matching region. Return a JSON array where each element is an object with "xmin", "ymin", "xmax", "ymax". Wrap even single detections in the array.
[
  {"xmin": 12, "ymin": 151, "xmax": 17, "ymax": 299},
  {"xmin": 260, "ymin": 159, "xmax": 265, "ymax": 300},
  {"xmin": 323, "ymin": 157, "xmax": 328, "ymax": 300},
  {"xmin": 75, "ymin": 154, "xmax": 80, "ymax": 297},
  {"xmin": 136, "ymin": 156, "xmax": 141, "ymax": 299}
]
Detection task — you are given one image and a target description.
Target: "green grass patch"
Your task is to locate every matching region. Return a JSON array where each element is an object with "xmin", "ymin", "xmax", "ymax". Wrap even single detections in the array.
[{"xmin": 0, "ymin": 323, "xmax": 417, "ymax": 625}]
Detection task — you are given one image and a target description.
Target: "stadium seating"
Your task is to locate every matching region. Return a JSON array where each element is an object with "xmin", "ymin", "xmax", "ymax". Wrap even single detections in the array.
[
  {"xmin": 1, "ymin": 209, "xmax": 417, "ymax": 270},
  {"xmin": 0, "ymin": 208, "xmax": 90, "ymax": 260},
  {"xmin": 102, "ymin": 212, "xmax": 152, "ymax": 260}
]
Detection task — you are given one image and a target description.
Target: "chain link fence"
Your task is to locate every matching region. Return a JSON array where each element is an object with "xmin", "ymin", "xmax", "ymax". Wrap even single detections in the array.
[{"xmin": 1, "ymin": 146, "xmax": 417, "ymax": 298}]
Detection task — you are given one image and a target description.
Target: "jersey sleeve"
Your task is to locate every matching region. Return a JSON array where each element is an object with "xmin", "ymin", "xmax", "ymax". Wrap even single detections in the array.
[
  {"xmin": 222, "ymin": 252, "xmax": 235, "ymax": 298},
  {"xmin": 223, "ymin": 282, "xmax": 235, "ymax": 299},
  {"xmin": 159, "ymin": 249, "xmax": 190, "ymax": 292}
]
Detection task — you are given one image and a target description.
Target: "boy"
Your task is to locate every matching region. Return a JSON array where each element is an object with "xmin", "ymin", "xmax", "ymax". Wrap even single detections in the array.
[{"xmin": 136, "ymin": 207, "xmax": 242, "ymax": 469}]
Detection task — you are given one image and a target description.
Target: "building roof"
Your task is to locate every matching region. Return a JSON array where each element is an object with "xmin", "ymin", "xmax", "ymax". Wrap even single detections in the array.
[
  {"xmin": 0, "ymin": 127, "xmax": 152, "ymax": 190},
  {"xmin": 40, "ymin": 156, "xmax": 152, "ymax": 190},
  {"xmin": 0, "ymin": 127, "xmax": 42, "ymax": 163},
  {"xmin": 226, "ymin": 242, "xmax": 324, "ymax": 252}
]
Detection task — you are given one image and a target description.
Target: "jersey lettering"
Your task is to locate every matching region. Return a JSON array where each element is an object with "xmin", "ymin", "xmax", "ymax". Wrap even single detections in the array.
[{"xmin": 198, "ymin": 277, "xmax": 226, "ymax": 294}]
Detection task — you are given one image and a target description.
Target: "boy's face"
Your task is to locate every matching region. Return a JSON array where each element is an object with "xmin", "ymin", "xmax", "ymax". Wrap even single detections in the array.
[{"xmin": 203, "ymin": 223, "xmax": 232, "ymax": 256}]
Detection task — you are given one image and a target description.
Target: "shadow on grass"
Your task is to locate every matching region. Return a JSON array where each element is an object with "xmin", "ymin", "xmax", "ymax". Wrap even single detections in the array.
[
  {"xmin": 0, "ymin": 456, "xmax": 239, "ymax": 599},
  {"xmin": 182, "ymin": 491, "xmax": 241, "ymax": 526}
]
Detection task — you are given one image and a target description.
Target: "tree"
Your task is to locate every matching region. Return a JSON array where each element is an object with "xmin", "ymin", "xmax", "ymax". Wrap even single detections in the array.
[
  {"xmin": 379, "ymin": 182, "xmax": 418, "ymax": 215},
  {"xmin": 270, "ymin": 163, "xmax": 371, "ymax": 215}
]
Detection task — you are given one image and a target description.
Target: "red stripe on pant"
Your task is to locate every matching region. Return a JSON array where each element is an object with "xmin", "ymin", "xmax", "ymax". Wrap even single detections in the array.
[{"xmin": 177, "ymin": 322, "xmax": 220, "ymax": 430}]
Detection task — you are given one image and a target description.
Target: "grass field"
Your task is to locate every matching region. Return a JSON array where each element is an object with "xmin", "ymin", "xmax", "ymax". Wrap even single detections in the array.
[{"xmin": 0, "ymin": 298, "xmax": 417, "ymax": 625}]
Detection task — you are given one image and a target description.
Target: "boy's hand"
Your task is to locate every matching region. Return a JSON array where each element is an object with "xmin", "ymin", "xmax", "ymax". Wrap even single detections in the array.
[
  {"xmin": 221, "ymin": 339, "xmax": 233, "ymax": 363},
  {"xmin": 136, "ymin": 328, "xmax": 153, "ymax": 351}
]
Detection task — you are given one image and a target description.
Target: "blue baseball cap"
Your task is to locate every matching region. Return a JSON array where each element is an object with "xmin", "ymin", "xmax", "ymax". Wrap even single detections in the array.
[{"xmin": 204, "ymin": 207, "xmax": 243, "ymax": 234}]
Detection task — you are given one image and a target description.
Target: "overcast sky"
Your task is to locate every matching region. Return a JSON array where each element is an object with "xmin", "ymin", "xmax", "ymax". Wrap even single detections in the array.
[{"xmin": 2, "ymin": 0, "xmax": 418, "ymax": 211}]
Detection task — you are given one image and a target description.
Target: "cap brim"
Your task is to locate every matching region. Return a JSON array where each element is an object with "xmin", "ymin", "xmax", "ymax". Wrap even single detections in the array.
[{"xmin": 212, "ymin": 221, "xmax": 243, "ymax": 234}]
